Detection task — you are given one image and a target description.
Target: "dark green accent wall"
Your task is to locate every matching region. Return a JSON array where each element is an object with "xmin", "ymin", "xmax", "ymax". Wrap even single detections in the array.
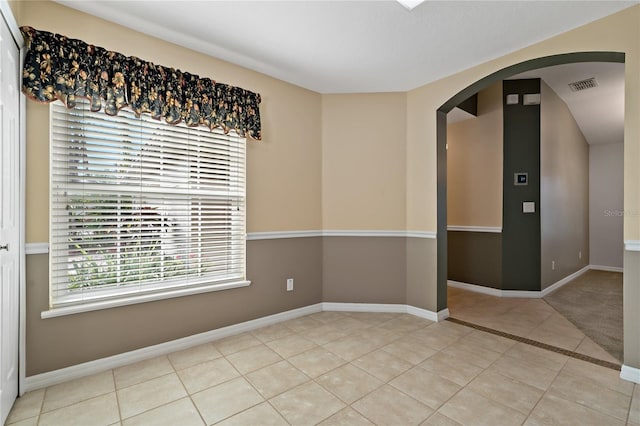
[
  {"xmin": 457, "ymin": 93, "xmax": 478, "ymax": 116},
  {"xmin": 448, "ymin": 231, "xmax": 502, "ymax": 289},
  {"xmin": 502, "ymin": 79, "xmax": 541, "ymax": 291},
  {"xmin": 437, "ymin": 52, "xmax": 624, "ymax": 305},
  {"xmin": 437, "ymin": 110, "xmax": 448, "ymax": 311}
]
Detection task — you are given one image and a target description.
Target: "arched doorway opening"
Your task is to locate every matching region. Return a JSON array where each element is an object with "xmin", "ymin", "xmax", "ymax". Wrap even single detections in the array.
[{"xmin": 436, "ymin": 51, "xmax": 625, "ymax": 361}]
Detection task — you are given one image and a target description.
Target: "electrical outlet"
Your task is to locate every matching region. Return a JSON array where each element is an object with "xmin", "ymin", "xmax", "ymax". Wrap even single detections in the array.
[
  {"xmin": 552, "ymin": 261, "xmax": 555, "ymax": 270},
  {"xmin": 286, "ymin": 278, "xmax": 294, "ymax": 292}
]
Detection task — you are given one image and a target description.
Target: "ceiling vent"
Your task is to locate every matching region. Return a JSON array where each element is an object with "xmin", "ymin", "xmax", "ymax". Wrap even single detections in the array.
[{"xmin": 568, "ymin": 77, "xmax": 598, "ymax": 92}]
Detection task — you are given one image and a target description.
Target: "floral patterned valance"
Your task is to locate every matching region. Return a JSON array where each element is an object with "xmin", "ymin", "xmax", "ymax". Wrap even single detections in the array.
[{"xmin": 20, "ymin": 26, "xmax": 262, "ymax": 140}]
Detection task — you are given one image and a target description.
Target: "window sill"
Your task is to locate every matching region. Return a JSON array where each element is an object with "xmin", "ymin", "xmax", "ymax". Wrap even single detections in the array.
[{"xmin": 41, "ymin": 280, "xmax": 251, "ymax": 319}]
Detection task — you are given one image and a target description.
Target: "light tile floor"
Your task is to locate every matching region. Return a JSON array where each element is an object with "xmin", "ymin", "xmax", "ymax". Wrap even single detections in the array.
[
  {"xmin": 6, "ymin": 310, "xmax": 639, "ymax": 425},
  {"xmin": 448, "ymin": 285, "xmax": 621, "ymax": 364}
]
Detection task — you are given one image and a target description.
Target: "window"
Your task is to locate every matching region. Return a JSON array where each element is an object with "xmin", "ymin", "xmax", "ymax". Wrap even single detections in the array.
[{"xmin": 49, "ymin": 99, "xmax": 247, "ymax": 310}]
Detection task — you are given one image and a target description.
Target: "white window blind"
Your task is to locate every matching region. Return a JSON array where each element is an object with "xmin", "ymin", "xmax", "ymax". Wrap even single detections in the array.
[{"xmin": 49, "ymin": 100, "xmax": 246, "ymax": 308}]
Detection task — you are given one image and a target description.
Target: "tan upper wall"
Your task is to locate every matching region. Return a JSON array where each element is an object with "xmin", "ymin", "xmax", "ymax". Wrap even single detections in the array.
[
  {"xmin": 17, "ymin": 3, "xmax": 640, "ymax": 240},
  {"xmin": 321, "ymin": 93, "xmax": 407, "ymax": 230},
  {"xmin": 19, "ymin": 0, "xmax": 322, "ymax": 242},
  {"xmin": 407, "ymin": 5, "xmax": 640, "ymax": 242},
  {"xmin": 540, "ymin": 81, "xmax": 589, "ymax": 288},
  {"xmin": 7, "ymin": 0, "xmax": 21, "ymax": 22},
  {"xmin": 447, "ymin": 82, "xmax": 503, "ymax": 228}
]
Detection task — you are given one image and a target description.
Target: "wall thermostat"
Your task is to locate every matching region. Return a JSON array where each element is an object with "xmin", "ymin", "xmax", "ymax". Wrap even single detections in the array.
[{"xmin": 514, "ymin": 172, "xmax": 528, "ymax": 186}]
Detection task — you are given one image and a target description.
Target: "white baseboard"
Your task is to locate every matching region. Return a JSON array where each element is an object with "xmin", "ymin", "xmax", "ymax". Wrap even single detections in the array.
[
  {"xmin": 541, "ymin": 265, "xmax": 591, "ymax": 297},
  {"xmin": 24, "ymin": 303, "xmax": 323, "ymax": 392},
  {"xmin": 448, "ymin": 265, "xmax": 592, "ymax": 299},
  {"xmin": 589, "ymin": 265, "xmax": 624, "ymax": 273},
  {"xmin": 447, "ymin": 280, "xmax": 503, "ymax": 297},
  {"xmin": 406, "ymin": 306, "xmax": 450, "ymax": 322},
  {"xmin": 24, "ymin": 301, "xmax": 443, "ymax": 392},
  {"xmin": 437, "ymin": 308, "xmax": 450, "ymax": 321},
  {"xmin": 447, "ymin": 225, "xmax": 502, "ymax": 233},
  {"xmin": 501, "ymin": 290, "xmax": 545, "ymax": 299},
  {"xmin": 322, "ymin": 302, "xmax": 444, "ymax": 323},
  {"xmin": 321, "ymin": 302, "xmax": 406, "ymax": 314},
  {"xmin": 620, "ymin": 364, "xmax": 640, "ymax": 384},
  {"xmin": 447, "ymin": 280, "xmax": 536, "ymax": 298}
]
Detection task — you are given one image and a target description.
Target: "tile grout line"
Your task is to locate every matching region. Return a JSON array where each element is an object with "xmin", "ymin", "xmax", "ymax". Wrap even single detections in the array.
[
  {"xmin": 17, "ymin": 311, "xmax": 632, "ymax": 425},
  {"xmin": 209, "ymin": 313, "xmax": 371, "ymax": 424},
  {"xmin": 422, "ymin": 324, "xmax": 523, "ymax": 421},
  {"xmin": 168, "ymin": 356, "xmax": 209, "ymax": 426},
  {"xmin": 624, "ymin": 384, "xmax": 636, "ymax": 425},
  {"xmin": 521, "ymin": 347, "xmax": 570, "ymax": 426},
  {"xmin": 36, "ymin": 385, "xmax": 46, "ymax": 425},
  {"xmin": 264, "ymin": 315, "xmax": 371, "ymax": 424},
  {"xmin": 20, "ymin": 314, "xmax": 428, "ymax": 425},
  {"xmin": 110, "ymin": 369, "xmax": 123, "ymax": 425},
  {"xmin": 446, "ymin": 317, "xmax": 621, "ymax": 371},
  {"xmin": 345, "ymin": 321, "xmax": 469, "ymax": 424},
  {"xmin": 273, "ymin": 313, "xmax": 425, "ymax": 425}
]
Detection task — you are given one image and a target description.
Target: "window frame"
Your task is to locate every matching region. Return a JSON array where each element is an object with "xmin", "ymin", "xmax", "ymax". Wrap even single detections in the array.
[{"xmin": 44, "ymin": 100, "xmax": 250, "ymax": 318}]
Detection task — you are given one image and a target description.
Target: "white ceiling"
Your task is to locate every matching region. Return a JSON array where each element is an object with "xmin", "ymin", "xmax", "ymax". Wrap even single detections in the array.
[
  {"xmin": 55, "ymin": 1, "xmax": 631, "ymax": 145},
  {"xmin": 448, "ymin": 62, "xmax": 625, "ymax": 145},
  {"xmin": 512, "ymin": 62, "xmax": 625, "ymax": 145},
  {"xmin": 56, "ymin": 0, "xmax": 637, "ymax": 94}
]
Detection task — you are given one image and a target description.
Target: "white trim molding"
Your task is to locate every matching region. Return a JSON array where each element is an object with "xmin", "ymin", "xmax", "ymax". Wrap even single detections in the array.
[
  {"xmin": 321, "ymin": 302, "xmax": 406, "ymax": 314},
  {"xmin": 322, "ymin": 230, "xmax": 436, "ymax": 238},
  {"xmin": 590, "ymin": 265, "xmax": 623, "ymax": 273},
  {"xmin": 620, "ymin": 365, "xmax": 640, "ymax": 384},
  {"xmin": 247, "ymin": 230, "xmax": 437, "ymax": 240},
  {"xmin": 24, "ymin": 302, "xmax": 446, "ymax": 391},
  {"xmin": 448, "ymin": 265, "xmax": 591, "ymax": 299},
  {"xmin": 322, "ymin": 230, "xmax": 409, "ymax": 238},
  {"xmin": 26, "ymin": 303, "xmax": 323, "ymax": 391},
  {"xmin": 405, "ymin": 231, "xmax": 437, "ymax": 239},
  {"xmin": 247, "ymin": 230, "xmax": 322, "ymax": 240},
  {"xmin": 448, "ymin": 280, "xmax": 503, "ymax": 297},
  {"xmin": 27, "ymin": 231, "xmax": 438, "ymax": 252},
  {"xmin": 447, "ymin": 225, "xmax": 502, "ymax": 233},
  {"xmin": 41, "ymin": 280, "xmax": 252, "ymax": 319},
  {"xmin": 25, "ymin": 242, "xmax": 49, "ymax": 255},
  {"xmin": 406, "ymin": 306, "xmax": 450, "ymax": 322},
  {"xmin": 0, "ymin": 0, "xmax": 24, "ymax": 48},
  {"xmin": 322, "ymin": 302, "xmax": 446, "ymax": 322},
  {"xmin": 541, "ymin": 265, "xmax": 591, "ymax": 297},
  {"xmin": 624, "ymin": 240, "xmax": 640, "ymax": 251}
]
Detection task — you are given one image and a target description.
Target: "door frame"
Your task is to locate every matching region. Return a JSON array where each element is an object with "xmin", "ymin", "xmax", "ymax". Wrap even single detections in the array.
[
  {"xmin": 434, "ymin": 51, "xmax": 625, "ymax": 313},
  {"xmin": 0, "ymin": 0, "xmax": 26, "ymax": 397}
]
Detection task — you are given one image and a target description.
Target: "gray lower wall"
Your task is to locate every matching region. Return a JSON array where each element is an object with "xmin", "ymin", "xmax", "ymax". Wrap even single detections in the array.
[
  {"xmin": 322, "ymin": 237, "xmax": 407, "ymax": 304},
  {"xmin": 23, "ymin": 236, "xmax": 640, "ymax": 374},
  {"xmin": 447, "ymin": 231, "xmax": 502, "ymax": 289},
  {"xmin": 406, "ymin": 237, "xmax": 438, "ymax": 312},
  {"xmin": 26, "ymin": 238, "xmax": 323, "ymax": 375},
  {"xmin": 26, "ymin": 236, "xmax": 440, "ymax": 375}
]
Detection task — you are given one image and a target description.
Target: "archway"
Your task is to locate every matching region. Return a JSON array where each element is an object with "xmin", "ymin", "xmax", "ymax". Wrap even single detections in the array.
[{"xmin": 435, "ymin": 51, "xmax": 625, "ymax": 312}]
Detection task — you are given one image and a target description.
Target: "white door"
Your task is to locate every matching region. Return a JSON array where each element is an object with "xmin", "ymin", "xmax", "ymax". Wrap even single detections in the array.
[{"xmin": 0, "ymin": 13, "xmax": 20, "ymax": 425}]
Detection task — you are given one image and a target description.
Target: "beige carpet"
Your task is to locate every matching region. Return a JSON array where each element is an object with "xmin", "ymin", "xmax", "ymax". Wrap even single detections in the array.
[{"xmin": 543, "ymin": 270, "xmax": 623, "ymax": 362}]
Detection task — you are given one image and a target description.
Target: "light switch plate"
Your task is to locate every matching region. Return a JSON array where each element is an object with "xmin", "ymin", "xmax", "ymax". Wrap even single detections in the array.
[{"xmin": 523, "ymin": 202, "xmax": 535, "ymax": 213}]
